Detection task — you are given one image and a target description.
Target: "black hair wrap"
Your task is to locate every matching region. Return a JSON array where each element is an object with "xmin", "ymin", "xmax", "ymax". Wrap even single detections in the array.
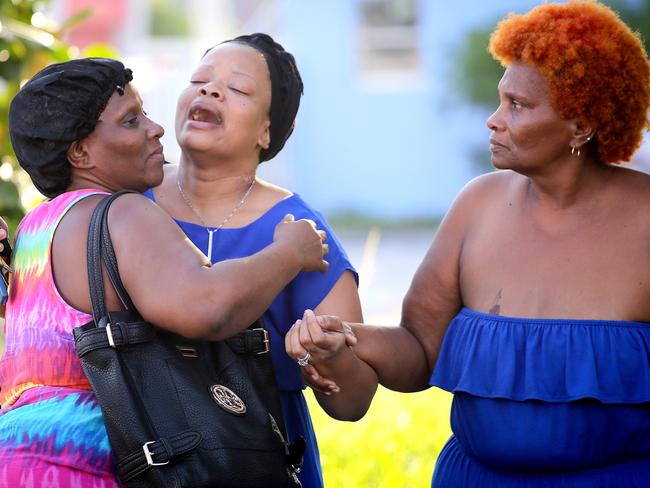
[
  {"xmin": 9, "ymin": 58, "xmax": 133, "ymax": 198},
  {"xmin": 218, "ymin": 33, "xmax": 304, "ymax": 162}
]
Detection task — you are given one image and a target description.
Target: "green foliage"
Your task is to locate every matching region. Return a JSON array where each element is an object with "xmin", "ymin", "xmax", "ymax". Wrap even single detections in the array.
[
  {"xmin": 453, "ymin": 0, "xmax": 650, "ymax": 109},
  {"xmin": 0, "ymin": 0, "xmax": 79, "ymax": 233},
  {"xmin": 453, "ymin": 26, "xmax": 503, "ymax": 109},
  {"xmin": 308, "ymin": 386, "xmax": 452, "ymax": 487},
  {"xmin": 328, "ymin": 212, "xmax": 440, "ymax": 231},
  {"xmin": 0, "ymin": 2, "xmax": 115, "ymax": 232},
  {"xmin": 608, "ymin": 0, "xmax": 650, "ymax": 49},
  {"xmin": 149, "ymin": 0, "xmax": 190, "ymax": 37},
  {"xmin": 0, "ymin": 178, "xmax": 23, "ymax": 231}
]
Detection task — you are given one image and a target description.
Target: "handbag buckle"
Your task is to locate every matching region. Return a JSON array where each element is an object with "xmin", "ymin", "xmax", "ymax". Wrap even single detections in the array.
[
  {"xmin": 105, "ymin": 323, "xmax": 115, "ymax": 348},
  {"xmin": 253, "ymin": 328, "xmax": 270, "ymax": 354},
  {"xmin": 143, "ymin": 441, "xmax": 169, "ymax": 467}
]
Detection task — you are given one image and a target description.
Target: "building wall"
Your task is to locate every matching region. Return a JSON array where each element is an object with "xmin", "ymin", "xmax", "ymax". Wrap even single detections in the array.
[
  {"xmin": 56, "ymin": 0, "xmax": 610, "ymax": 219},
  {"xmin": 273, "ymin": 0, "xmax": 545, "ymax": 218}
]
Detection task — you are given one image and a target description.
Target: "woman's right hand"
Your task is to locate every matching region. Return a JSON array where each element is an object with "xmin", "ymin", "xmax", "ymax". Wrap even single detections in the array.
[{"xmin": 273, "ymin": 214, "xmax": 329, "ymax": 272}]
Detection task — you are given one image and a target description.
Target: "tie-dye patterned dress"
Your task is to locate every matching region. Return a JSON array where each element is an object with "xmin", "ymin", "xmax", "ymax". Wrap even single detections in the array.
[{"xmin": 0, "ymin": 189, "xmax": 118, "ymax": 487}]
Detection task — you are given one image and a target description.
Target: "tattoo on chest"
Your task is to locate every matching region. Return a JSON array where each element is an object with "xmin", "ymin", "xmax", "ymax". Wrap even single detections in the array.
[{"xmin": 488, "ymin": 288, "xmax": 503, "ymax": 315}]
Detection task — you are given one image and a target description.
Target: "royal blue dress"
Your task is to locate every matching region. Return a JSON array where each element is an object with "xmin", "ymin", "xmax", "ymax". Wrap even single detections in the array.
[
  {"xmin": 145, "ymin": 189, "xmax": 357, "ymax": 488},
  {"xmin": 430, "ymin": 308, "xmax": 650, "ymax": 487}
]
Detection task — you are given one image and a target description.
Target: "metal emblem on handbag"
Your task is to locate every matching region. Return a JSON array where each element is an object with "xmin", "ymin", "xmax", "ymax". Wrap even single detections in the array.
[
  {"xmin": 73, "ymin": 191, "xmax": 303, "ymax": 488},
  {"xmin": 210, "ymin": 384, "xmax": 247, "ymax": 415}
]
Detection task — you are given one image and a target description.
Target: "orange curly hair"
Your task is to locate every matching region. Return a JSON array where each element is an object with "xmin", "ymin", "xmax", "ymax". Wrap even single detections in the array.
[{"xmin": 489, "ymin": 0, "xmax": 650, "ymax": 163}]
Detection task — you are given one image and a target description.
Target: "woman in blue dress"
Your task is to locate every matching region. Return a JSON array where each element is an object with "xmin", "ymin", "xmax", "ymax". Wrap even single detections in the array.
[
  {"xmin": 145, "ymin": 33, "xmax": 378, "ymax": 487},
  {"xmin": 287, "ymin": 2, "xmax": 650, "ymax": 486}
]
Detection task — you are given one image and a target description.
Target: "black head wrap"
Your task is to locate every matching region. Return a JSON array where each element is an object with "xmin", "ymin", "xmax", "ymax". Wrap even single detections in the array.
[
  {"xmin": 212, "ymin": 33, "xmax": 303, "ymax": 162},
  {"xmin": 8, "ymin": 58, "xmax": 133, "ymax": 198}
]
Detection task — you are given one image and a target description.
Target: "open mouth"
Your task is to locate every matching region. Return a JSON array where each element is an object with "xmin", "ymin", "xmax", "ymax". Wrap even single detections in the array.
[{"xmin": 188, "ymin": 104, "xmax": 223, "ymax": 125}]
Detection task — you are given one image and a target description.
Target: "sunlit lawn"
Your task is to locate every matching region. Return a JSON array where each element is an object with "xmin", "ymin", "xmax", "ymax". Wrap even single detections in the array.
[{"xmin": 307, "ymin": 386, "xmax": 452, "ymax": 488}]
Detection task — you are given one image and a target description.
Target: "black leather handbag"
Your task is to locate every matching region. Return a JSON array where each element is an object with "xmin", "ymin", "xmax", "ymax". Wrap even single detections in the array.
[{"xmin": 73, "ymin": 191, "xmax": 303, "ymax": 487}]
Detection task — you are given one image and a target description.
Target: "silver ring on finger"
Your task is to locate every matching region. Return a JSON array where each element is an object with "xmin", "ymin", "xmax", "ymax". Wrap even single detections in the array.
[{"xmin": 297, "ymin": 352, "xmax": 311, "ymax": 367}]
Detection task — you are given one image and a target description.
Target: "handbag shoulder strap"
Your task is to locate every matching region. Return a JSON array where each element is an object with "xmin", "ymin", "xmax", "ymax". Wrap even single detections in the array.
[
  {"xmin": 87, "ymin": 190, "xmax": 139, "ymax": 324},
  {"xmin": 99, "ymin": 192, "xmax": 137, "ymax": 312}
]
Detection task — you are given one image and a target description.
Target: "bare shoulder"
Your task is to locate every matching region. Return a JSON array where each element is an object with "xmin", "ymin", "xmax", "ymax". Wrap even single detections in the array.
[
  {"xmin": 106, "ymin": 192, "xmax": 172, "ymax": 228},
  {"xmin": 460, "ymin": 169, "xmax": 519, "ymax": 197},
  {"xmin": 53, "ymin": 193, "xmax": 104, "ymax": 244},
  {"xmin": 105, "ymin": 192, "xmax": 209, "ymax": 267},
  {"xmin": 609, "ymin": 166, "xmax": 650, "ymax": 230},
  {"xmin": 611, "ymin": 166, "xmax": 650, "ymax": 195},
  {"xmin": 448, "ymin": 170, "xmax": 520, "ymax": 218},
  {"xmin": 253, "ymin": 178, "xmax": 293, "ymax": 208},
  {"xmin": 607, "ymin": 166, "xmax": 650, "ymax": 215},
  {"xmin": 256, "ymin": 178, "xmax": 292, "ymax": 198}
]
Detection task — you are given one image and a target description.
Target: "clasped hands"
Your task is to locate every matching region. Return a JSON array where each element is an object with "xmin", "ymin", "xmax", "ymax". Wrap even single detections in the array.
[{"xmin": 285, "ymin": 309, "xmax": 356, "ymax": 395}]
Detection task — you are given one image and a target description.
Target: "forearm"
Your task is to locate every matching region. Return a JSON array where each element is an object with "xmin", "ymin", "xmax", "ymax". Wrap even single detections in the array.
[
  {"xmin": 352, "ymin": 324, "xmax": 432, "ymax": 392},
  {"xmin": 179, "ymin": 242, "xmax": 303, "ymax": 340},
  {"xmin": 209, "ymin": 242, "xmax": 303, "ymax": 338},
  {"xmin": 311, "ymin": 346, "xmax": 378, "ymax": 421}
]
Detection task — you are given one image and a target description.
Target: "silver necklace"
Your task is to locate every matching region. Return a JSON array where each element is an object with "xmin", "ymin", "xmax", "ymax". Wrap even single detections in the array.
[{"xmin": 177, "ymin": 175, "xmax": 256, "ymax": 261}]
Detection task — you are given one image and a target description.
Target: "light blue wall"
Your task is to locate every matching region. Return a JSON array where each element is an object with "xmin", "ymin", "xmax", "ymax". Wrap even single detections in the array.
[{"xmin": 268, "ymin": 0, "xmax": 540, "ymax": 219}]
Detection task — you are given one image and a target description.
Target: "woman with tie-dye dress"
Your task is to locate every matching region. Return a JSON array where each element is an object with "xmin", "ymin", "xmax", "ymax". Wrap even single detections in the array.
[{"xmin": 0, "ymin": 58, "xmax": 328, "ymax": 486}]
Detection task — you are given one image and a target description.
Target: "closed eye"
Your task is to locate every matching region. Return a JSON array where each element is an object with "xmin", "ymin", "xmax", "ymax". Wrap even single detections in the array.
[
  {"xmin": 123, "ymin": 109, "xmax": 148, "ymax": 127},
  {"xmin": 229, "ymin": 86, "xmax": 248, "ymax": 95},
  {"xmin": 124, "ymin": 116, "xmax": 139, "ymax": 127}
]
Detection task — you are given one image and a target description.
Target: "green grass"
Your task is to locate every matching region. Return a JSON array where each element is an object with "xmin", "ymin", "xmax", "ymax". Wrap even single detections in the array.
[
  {"xmin": 307, "ymin": 386, "xmax": 452, "ymax": 487},
  {"xmin": 326, "ymin": 212, "xmax": 440, "ymax": 232}
]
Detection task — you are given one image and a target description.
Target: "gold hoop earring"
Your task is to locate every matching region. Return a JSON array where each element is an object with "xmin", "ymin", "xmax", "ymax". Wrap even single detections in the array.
[{"xmin": 571, "ymin": 146, "xmax": 581, "ymax": 157}]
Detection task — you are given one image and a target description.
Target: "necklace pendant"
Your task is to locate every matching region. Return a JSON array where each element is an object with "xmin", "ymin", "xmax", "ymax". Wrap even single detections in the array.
[
  {"xmin": 207, "ymin": 228, "xmax": 217, "ymax": 262},
  {"xmin": 176, "ymin": 174, "xmax": 256, "ymax": 261}
]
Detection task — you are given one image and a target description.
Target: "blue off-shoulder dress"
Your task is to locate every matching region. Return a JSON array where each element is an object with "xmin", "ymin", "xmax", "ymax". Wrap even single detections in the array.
[
  {"xmin": 144, "ymin": 189, "xmax": 357, "ymax": 488},
  {"xmin": 430, "ymin": 308, "xmax": 650, "ymax": 487}
]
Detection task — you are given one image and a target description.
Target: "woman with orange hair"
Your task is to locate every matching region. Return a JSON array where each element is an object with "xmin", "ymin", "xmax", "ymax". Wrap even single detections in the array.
[{"xmin": 286, "ymin": 1, "xmax": 650, "ymax": 486}]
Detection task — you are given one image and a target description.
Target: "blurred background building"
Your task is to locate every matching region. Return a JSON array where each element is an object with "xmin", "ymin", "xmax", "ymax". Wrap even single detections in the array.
[
  {"xmin": 4, "ymin": 0, "xmax": 649, "ymax": 222},
  {"xmin": 45, "ymin": 0, "xmax": 545, "ymax": 220}
]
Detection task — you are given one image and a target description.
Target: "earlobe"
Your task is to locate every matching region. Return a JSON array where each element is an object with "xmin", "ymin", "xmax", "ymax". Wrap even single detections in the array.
[
  {"xmin": 67, "ymin": 140, "xmax": 93, "ymax": 169},
  {"xmin": 257, "ymin": 120, "xmax": 271, "ymax": 150},
  {"xmin": 570, "ymin": 122, "xmax": 596, "ymax": 148}
]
